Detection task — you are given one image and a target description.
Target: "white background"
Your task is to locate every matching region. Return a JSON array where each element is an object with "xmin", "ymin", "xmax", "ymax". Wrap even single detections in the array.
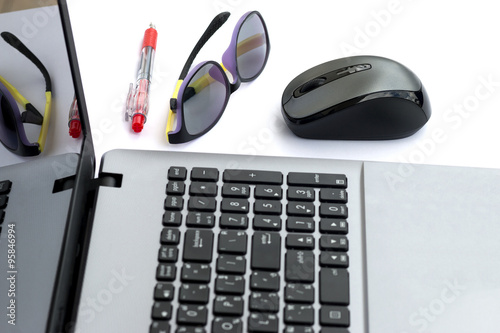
[{"xmin": 42, "ymin": 1, "xmax": 500, "ymax": 170}]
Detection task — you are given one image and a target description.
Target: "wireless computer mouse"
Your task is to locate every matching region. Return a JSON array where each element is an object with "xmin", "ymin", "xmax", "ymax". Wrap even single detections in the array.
[{"xmin": 281, "ymin": 55, "xmax": 431, "ymax": 140}]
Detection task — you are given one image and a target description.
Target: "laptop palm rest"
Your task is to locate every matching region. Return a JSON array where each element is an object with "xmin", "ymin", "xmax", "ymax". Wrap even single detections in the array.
[{"xmin": 363, "ymin": 162, "xmax": 500, "ymax": 333}]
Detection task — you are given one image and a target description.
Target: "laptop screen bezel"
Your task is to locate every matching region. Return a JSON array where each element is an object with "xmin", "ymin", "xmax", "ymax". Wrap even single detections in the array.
[{"xmin": 46, "ymin": 1, "xmax": 96, "ymax": 332}]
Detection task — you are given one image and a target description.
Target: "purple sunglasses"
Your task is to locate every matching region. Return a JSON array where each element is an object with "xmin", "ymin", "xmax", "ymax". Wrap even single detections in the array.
[{"xmin": 167, "ymin": 11, "xmax": 270, "ymax": 144}]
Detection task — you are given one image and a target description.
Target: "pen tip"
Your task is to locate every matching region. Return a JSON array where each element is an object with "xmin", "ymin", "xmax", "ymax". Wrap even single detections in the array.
[{"xmin": 149, "ymin": 23, "xmax": 156, "ymax": 29}]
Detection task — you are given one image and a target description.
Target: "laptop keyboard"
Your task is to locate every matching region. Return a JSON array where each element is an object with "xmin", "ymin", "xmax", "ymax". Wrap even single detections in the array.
[{"xmin": 150, "ymin": 167, "xmax": 350, "ymax": 333}]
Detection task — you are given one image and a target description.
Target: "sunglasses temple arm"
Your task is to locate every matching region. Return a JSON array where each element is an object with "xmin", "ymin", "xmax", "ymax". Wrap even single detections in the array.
[
  {"xmin": 178, "ymin": 12, "xmax": 230, "ymax": 80},
  {"xmin": 1, "ymin": 32, "xmax": 52, "ymax": 92},
  {"xmin": 37, "ymin": 91, "xmax": 52, "ymax": 152}
]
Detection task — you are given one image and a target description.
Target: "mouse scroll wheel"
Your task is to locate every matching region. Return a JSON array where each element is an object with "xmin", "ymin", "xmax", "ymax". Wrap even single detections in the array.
[{"xmin": 300, "ymin": 77, "xmax": 327, "ymax": 94}]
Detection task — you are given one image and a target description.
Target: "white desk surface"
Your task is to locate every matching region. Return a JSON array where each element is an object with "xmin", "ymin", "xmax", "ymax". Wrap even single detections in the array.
[{"xmin": 66, "ymin": 0, "xmax": 500, "ymax": 171}]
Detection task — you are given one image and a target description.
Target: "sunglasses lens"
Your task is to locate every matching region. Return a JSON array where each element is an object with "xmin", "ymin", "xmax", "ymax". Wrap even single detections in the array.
[
  {"xmin": 236, "ymin": 12, "xmax": 269, "ymax": 80},
  {"xmin": 183, "ymin": 63, "xmax": 228, "ymax": 136},
  {"xmin": 0, "ymin": 91, "xmax": 19, "ymax": 151}
]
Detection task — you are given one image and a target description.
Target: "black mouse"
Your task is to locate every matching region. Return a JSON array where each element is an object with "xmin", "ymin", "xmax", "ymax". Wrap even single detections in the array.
[{"xmin": 281, "ymin": 55, "xmax": 431, "ymax": 140}]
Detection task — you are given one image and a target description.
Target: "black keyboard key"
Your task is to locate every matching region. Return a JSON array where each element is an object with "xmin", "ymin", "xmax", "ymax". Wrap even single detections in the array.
[
  {"xmin": 320, "ymin": 188, "xmax": 348, "ymax": 203},
  {"xmin": 221, "ymin": 198, "xmax": 250, "ymax": 214},
  {"xmin": 254, "ymin": 200, "xmax": 282, "ymax": 215},
  {"xmin": 212, "ymin": 317, "xmax": 243, "ymax": 333},
  {"xmin": 284, "ymin": 326, "xmax": 314, "ymax": 333},
  {"xmin": 285, "ymin": 283, "xmax": 314, "ymax": 303},
  {"xmin": 222, "ymin": 183, "xmax": 251, "ymax": 198},
  {"xmin": 164, "ymin": 196, "xmax": 184, "ymax": 211},
  {"xmin": 150, "ymin": 321, "xmax": 170, "ymax": 333},
  {"xmin": 320, "ymin": 219, "xmax": 348, "ymax": 234},
  {"xmin": 168, "ymin": 167, "xmax": 187, "ymax": 180},
  {"xmin": 177, "ymin": 305, "xmax": 208, "ymax": 325},
  {"xmin": 189, "ymin": 182, "xmax": 217, "ymax": 196},
  {"xmin": 216, "ymin": 255, "xmax": 246, "ymax": 274},
  {"xmin": 319, "ymin": 306, "xmax": 350, "ymax": 327},
  {"xmin": 0, "ymin": 180, "xmax": 11, "ymax": 195},
  {"xmin": 160, "ymin": 228, "xmax": 180, "ymax": 245},
  {"xmin": 248, "ymin": 313, "xmax": 279, "ymax": 332},
  {"xmin": 251, "ymin": 232, "xmax": 281, "ymax": 271},
  {"xmin": 186, "ymin": 212, "xmax": 215, "ymax": 228},
  {"xmin": 0, "ymin": 195, "xmax": 8, "ymax": 209},
  {"xmin": 166, "ymin": 180, "xmax": 185, "ymax": 195},
  {"xmin": 151, "ymin": 301, "xmax": 173, "ymax": 320},
  {"xmin": 156, "ymin": 263, "xmax": 176, "ymax": 281},
  {"xmin": 320, "ymin": 235, "xmax": 349, "ymax": 251},
  {"xmin": 320, "ymin": 268, "xmax": 349, "ymax": 305},
  {"xmin": 154, "ymin": 283, "xmax": 174, "ymax": 301},
  {"xmin": 215, "ymin": 275, "xmax": 245, "ymax": 295},
  {"xmin": 320, "ymin": 252, "xmax": 349, "ymax": 268},
  {"xmin": 284, "ymin": 304, "xmax": 314, "ymax": 325},
  {"xmin": 288, "ymin": 172, "xmax": 347, "ymax": 188},
  {"xmin": 188, "ymin": 196, "xmax": 217, "ymax": 212},
  {"xmin": 176, "ymin": 327, "xmax": 206, "ymax": 333},
  {"xmin": 183, "ymin": 229, "xmax": 214, "ymax": 263},
  {"xmin": 179, "ymin": 283, "xmax": 210, "ymax": 304},
  {"xmin": 213, "ymin": 295, "xmax": 244, "ymax": 316},
  {"xmin": 286, "ymin": 217, "xmax": 315, "ymax": 233},
  {"xmin": 250, "ymin": 271, "xmax": 280, "ymax": 291},
  {"xmin": 287, "ymin": 186, "xmax": 315, "ymax": 201},
  {"xmin": 224, "ymin": 169, "xmax": 283, "ymax": 185},
  {"xmin": 249, "ymin": 292, "xmax": 279, "ymax": 313},
  {"xmin": 253, "ymin": 216, "xmax": 281, "ymax": 231},
  {"xmin": 162, "ymin": 211, "xmax": 182, "ymax": 226},
  {"xmin": 285, "ymin": 250, "xmax": 315, "ymax": 283},
  {"xmin": 191, "ymin": 167, "xmax": 219, "ymax": 181},
  {"xmin": 220, "ymin": 214, "xmax": 248, "ymax": 229},
  {"xmin": 319, "ymin": 328, "xmax": 350, "ymax": 333},
  {"xmin": 254, "ymin": 185, "xmax": 282, "ymax": 200},
  {"xmin": 287, "ymin": 202, "xmax": 315, "ymax": 217},
  {"xmin": 286, "ymin": 234, "xmax": 315, "ymax": 249},
  {"xmin": 218, "ymin": 230, "xmax": 248, "ymax": 254},
  {"xmin": 320, "ymin": 204, "xmax": 348, "ymax": 218},
  {"xmin": 158, "ymin": 245, "xmax": 178, "ymax": 263},
  {"xmin": 181, "ymin": 263, "xmax": 211, "ymax": 283}
]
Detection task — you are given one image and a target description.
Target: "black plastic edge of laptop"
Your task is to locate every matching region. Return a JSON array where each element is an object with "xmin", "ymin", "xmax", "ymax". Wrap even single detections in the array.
[{"xmin": 46, "ymin": 1, "xmax": 97, "ymax": 333}]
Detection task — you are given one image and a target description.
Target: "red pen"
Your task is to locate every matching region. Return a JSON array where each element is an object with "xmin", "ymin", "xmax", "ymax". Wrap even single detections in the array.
[
  {"xmin": 125, "ymin": 23, "xmax": 158, "ymax": 133},
  {"xmin": 68, "ymin": 95, "xmax": 81, "ymax": 138}
]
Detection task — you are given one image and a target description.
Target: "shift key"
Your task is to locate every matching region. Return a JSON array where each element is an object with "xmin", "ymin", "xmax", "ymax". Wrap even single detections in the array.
[{"xmin": 251, "ymin": 232, "xmax": 281, "ymax": 271}]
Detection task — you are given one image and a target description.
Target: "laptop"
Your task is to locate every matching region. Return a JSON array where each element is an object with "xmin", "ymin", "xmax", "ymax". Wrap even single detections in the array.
[{"xmin": 1, "ymin": 1, "xmax": 500, "ymax": 333}]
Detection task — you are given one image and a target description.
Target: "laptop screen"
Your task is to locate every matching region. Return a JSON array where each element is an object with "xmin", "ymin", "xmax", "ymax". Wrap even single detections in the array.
[
  {"xmin": 0, "ymin": 0, "xmax": 86, "ymax": 166},
  {"xmin": 1, "ymin": 1, "xmax": 94, "ymax": 332}
]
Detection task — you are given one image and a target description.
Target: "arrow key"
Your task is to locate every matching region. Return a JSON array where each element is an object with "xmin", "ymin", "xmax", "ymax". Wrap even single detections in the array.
[
  {"xmin": 286, "ymin": 234, "xmax": 315, "ymax": 249},
  {"xmin": 320, "ymin": 235, "xmax": 349, "ymax": 251},
  {"xmin": 320, "ymin": 251, "xmax": 349, "ymax": 268}
]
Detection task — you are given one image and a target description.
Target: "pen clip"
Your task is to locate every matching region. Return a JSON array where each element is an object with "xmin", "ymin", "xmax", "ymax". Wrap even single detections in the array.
[{"xmin": 125, "ymin": 82, "xmax": 135, "ymax": 121}]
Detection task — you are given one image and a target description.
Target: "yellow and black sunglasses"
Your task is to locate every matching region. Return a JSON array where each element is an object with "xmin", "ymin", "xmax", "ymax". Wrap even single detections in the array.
[{"xmin": 0, "ymin": 31, "xmax": 52, "ymax": 156}]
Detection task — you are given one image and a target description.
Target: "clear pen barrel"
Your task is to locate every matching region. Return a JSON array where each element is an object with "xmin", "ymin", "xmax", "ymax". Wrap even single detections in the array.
[{"xmin": 137, "ymin": 46, "xmax": 155, "ymax": 82}]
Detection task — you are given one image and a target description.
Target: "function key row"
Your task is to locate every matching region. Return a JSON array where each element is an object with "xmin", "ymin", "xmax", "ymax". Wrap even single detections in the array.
[{"xmin": 167, "ymin": 167, "xmax": 347, "ymax": 189}]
